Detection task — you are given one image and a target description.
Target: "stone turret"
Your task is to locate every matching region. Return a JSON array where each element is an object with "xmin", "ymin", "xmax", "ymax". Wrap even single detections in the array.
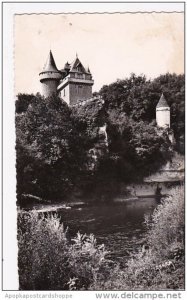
[
  {"xmin": 39, "ymin": 50, "xmax": 62, "ymax": 98},
  {"xmin": 156, "ymin": 93, "xmax": 170, "ymax": 128}
]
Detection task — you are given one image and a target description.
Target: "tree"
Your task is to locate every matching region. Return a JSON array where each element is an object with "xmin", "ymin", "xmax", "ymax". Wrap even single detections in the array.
[
  {"xmin": 16, "ymin": 72, "xmax": 184, "ymax": 204},
  {"xmin": 99, "ymin": 73, "xmax": 184, "ymax": 153},
  {"xmin": 105, "ymin": 116, "xmax": 171, "ymax": 182},
  {"xmin": 16, "ymin": 94, "xmax": 89, "ymax": 202}
]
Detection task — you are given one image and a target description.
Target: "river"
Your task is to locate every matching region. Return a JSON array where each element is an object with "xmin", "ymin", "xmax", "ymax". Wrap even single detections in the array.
[{"xmin": 57, "ymin": 197, "xmax": 158, "ymax": 265}]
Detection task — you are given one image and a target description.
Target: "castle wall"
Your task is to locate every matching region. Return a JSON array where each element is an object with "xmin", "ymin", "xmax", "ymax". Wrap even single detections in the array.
[
  {"xmin": 60, "ymin": 85, "xmax": 70, "ymax": 105},
  {"xmin": 60, "ymin": 82, "xmax": 92, "ymax": 105},
  {"xmin": 69, "ymin": 83, "xmax": 92, "ymax": 105},
  {"xmin": 156, "ymin": 107, "xmax": 170, "ymax": 128},
  {"xmin": 41, "ymin": 80, "xmax": 59, "ymax": 98}
]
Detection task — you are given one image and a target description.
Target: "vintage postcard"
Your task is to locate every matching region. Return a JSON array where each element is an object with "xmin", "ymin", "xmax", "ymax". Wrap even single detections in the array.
[{"xmin": 2, "ymin": 2, "xmax": 185, "ymax": 299}]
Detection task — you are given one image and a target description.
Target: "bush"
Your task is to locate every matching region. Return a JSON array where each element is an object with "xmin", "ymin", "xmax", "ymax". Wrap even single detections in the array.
[
  {"xmin": 18, "ymin": 186, "xmax": 184, "ymax": 290},
  {"xmin": 146, "ymin": 186, "xmax": 184, "ymax": 258},
  {"xmin": 18, "ymin": 211, "xmax": 112, "ymax": 290},
  {"xmin": 91, "ymin": 186, "xmax": 184, "ymax": 290}
]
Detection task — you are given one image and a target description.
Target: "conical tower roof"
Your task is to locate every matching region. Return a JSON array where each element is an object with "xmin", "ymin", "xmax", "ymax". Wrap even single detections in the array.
[
  {"xmin": 156, "ymin": 93, "xmax": 169, "ymax": 108},
  {"xmin": 43, "ymin": 50, "xmax": 59, "ymax": 72}
]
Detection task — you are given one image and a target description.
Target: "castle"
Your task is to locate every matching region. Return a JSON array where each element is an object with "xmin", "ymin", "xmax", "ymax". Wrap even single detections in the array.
[
  {"xmin": 39, "ymin": 50, "xmax": 94, "ymax": 106},
  {"xmin": 39, "ymin": 51, "xmax": 170, "ymax": 129}
]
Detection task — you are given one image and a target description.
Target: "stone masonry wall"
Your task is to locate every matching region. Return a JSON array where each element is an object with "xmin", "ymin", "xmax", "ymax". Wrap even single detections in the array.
[
  {"xmin": 156, "ymin": 107, "xmax": 170, "ymax": 128},
  {"xmin": 69, "ymin": 83, "xmax": 92, "ymax": 105},
  {"xmin": 41, "ymin": 80, "xmax": 59, "ymax": 98}
]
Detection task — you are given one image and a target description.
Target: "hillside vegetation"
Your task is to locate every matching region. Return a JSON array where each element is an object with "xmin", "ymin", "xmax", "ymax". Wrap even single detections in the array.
[{"xmin": 16, "ymin": 73, "xmax": 184, "ymax": 204}]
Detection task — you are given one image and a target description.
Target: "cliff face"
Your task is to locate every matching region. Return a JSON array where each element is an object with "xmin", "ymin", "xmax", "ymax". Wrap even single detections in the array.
[{"xmin": 87, "ymin": 124, "xmax": 109, "ymax": 170}]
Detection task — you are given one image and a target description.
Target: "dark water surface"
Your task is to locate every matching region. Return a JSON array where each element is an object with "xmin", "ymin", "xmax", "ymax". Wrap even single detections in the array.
[{"xmin": 58, "ymin": 198, "xmax": 157, "ymax": 264}]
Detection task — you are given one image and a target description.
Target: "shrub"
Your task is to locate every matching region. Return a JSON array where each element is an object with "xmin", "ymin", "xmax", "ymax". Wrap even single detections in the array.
[
  {"xmin": 92, "ymin": 186, "xmax": 184, "ymax": 290},
  {"xmin": 18, "ymin": 211, "xmax": 111, "ymax": 290},
  {"xmin": 146, "ymin": 186, "xmax": 184, "ymax": 258},
  {"xmin": 18, "ymin": 186, "xmax": 184, "ymax": 290}
]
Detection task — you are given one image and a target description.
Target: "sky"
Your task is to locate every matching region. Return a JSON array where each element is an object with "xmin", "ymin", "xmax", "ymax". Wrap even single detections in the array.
[{"xmin": 15, "ymin": 13, "xmax": 184, "ymax": 95}]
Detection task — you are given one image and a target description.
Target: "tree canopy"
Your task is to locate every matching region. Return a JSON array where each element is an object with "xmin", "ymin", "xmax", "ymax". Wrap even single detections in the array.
[
  {"xmin": 16, "ymin": 73, "xmax": 184, "ymax": 204},
  {"xmin": 99, "ymin": 73, "xmax": 184, "ymax": 153},
  {"xmin": 16, "ymin": 94, "xmax": 90, "ymax": 202}
]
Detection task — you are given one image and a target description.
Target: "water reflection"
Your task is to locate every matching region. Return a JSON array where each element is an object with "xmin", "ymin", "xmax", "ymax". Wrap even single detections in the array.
[{"xmin": 58, "ymin": 198, "xmax": 157, "ymax": 264}]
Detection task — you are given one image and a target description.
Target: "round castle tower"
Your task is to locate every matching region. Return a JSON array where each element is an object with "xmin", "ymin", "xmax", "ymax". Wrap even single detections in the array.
[
  {"xmin": 39, "ymin": 50, "xmax": 62, "ymax": 98},
  {"xmin": 156, "ymin": 93, "xmax": 170, "ymax": 128}
]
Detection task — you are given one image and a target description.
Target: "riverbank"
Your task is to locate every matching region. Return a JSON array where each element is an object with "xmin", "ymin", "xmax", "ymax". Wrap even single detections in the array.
[
  {"xmin": 17, "ymin": 186, "xmax": 184, "ymax": 290},
  {"xmin": 18, "ymin": 201, "xmax": 86, "ymax": 213},
  {"xmin": 92, "ymin": 186, "xmax": 184, "ymax": 290},
  {"xmin": 18, "ymin": 182, "xmax": 180, "ymax": 213},
  {"xmin": 18, "ymin": 157, "xmax": 184, "ymax": 211},
  {"xmin": 19, "ymin": 196, "xmax": 156, "ymax": 213}
]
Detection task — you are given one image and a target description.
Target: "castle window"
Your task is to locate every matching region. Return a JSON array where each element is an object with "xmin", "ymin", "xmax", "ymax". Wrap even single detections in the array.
[
  {"xmin": 77, "ymin": 66, "xmax": 81, "ymax": 72},
  {"xmin": 63, "ymin": 89, "xmax": 65, "ymax": 96},
  {"xmin": 78, "ymin": 85, "xmax": 82, "ymax": 92},
  {"xmin": 77, "ymin": 73, "xmax": 83, "ymax": 79}
]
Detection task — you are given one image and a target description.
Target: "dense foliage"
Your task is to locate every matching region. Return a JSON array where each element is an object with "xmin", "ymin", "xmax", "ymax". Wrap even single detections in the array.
[
  {"xmin": 71, "ymin": 97, "xmax": 171, "ymax": 200},
  {"xmin": 16, "ymin": 73, "xmax": 184, "ymax": 204},
  {"xmin": 16, "ymin": 73, "xmax": 184, "ymax": 290},
  {"xmin": 16, "ymin": 94, "xmax": 90, "ymax": 203},
  {"xmin": 99, "ymin": 73, "xmax": 184, "ymax": 153},
  {"xmin": 18, "ymin": 186, "xmax": 184, "ymax": 290},
  {"xmin": 18, "ymin": 211, "xmax": 112, "ymax": 290}
]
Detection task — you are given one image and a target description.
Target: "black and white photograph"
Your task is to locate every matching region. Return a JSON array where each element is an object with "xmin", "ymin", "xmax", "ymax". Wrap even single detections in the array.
[{"xmin": 2, "ymin": 1, "xmax": 185, "ymax": 296}]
